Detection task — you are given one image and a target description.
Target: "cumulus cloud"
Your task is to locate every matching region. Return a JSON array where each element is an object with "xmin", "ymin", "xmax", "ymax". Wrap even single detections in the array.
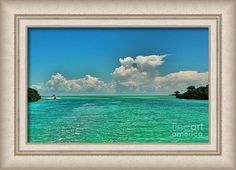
[
  {"xmin": 32, "ymin": 55, "xmax": 208, "ymax": 95},
  {"xmin": 112, "ymin": 55, "xmax": 208, "ymax": 94},
  {"xmin": 119, "ymin": 57, "xmax": 134, "ymax": 68},
  {"xmin": 154, "ymin": 71, "xmax": 208, "ymax": 93},
  {"xmin": 112, "ymin": 55, "xmax": 163, "ymax": 92},
  {"xmin": 113, "ymin": 55, "xmax": 165, "ymax": 77},
  {"xmin": 32, "ymin": 73, "xmax": 115, "ymax": 95},
  {"xmin": 135, "ymin": 55, "xmax": 165, "ymax": 72}
]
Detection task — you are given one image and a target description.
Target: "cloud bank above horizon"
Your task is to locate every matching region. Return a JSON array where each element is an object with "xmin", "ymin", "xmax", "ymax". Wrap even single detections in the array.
[{"xmin": 31, "ymin": 55, "xmax": 208, "ymax": 95}]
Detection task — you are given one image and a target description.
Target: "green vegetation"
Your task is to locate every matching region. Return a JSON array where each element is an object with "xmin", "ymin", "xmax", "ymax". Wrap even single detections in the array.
[
  {"xmin": 174, "ymin": 91, "xmax": 180, "ymax": 96},
  {"xmin": 28, "ymin": 88, "xmax": 41, "ymax": 102},
  {"xmin": 175, "ymin": 85, "xmax": 208, "ymax": 100}
]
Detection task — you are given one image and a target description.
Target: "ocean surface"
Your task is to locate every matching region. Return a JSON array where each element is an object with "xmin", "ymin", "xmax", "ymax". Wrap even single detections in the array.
[{"xmin": 28, "ymin": 96, "xmax": 208, "ymax": 143}]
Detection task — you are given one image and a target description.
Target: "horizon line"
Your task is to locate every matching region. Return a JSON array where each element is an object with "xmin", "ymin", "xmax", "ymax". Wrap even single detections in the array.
[{"xmin": 41, "ymin": 94, "xmax": 173, "ymax": 97}]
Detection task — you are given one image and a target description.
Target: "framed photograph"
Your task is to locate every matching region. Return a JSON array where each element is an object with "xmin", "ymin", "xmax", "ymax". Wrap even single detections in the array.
[{"xmin": 0, "ymin": 0, "xmax": 235, "ymax": 170}]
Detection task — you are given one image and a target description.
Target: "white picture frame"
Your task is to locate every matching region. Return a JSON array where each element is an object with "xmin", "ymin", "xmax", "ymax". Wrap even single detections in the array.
[{"xmin": 0, "ymin": 0, "xmax": 235, "ymax": 169}]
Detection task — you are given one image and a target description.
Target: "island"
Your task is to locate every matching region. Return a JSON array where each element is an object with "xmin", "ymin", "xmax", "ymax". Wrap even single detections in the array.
[
  {"xmin": 28, "ymin": 88, "xmax": 41, "ymax": 102},
  {"xmin": 174, "ymin": 85, "xmax": 208, "ymax": 100}
]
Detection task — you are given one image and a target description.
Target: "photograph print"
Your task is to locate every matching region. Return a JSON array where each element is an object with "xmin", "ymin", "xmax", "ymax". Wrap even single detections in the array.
[{"xmin": 28, "ymin": 28, "xmax": 209, "ymax": 143}]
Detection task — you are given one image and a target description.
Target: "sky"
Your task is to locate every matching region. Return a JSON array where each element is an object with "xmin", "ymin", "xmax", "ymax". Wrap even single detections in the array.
[{"xmin": 28, "ymin": 28, "xmax": 208, "ymax": 95}]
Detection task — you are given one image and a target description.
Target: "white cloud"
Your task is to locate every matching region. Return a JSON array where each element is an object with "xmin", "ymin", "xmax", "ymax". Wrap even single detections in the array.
[
  {"xmin": 135, "ymin": 55, "xmax": 165, "ymax": 72},
  {"xmin": 112, "ymin": 55, "xmax": 165, "ymax": 90},
  {"xmin": 31, "ymin": 84, "xmax": 43, "ymax": 91},
  {"xmin": 154, "ymin": 71, "xmax": 208, "ymax": 93},
  {"xmin": 113, "ymin": 55, "xmax": 165, "ymax": 77},
  {"xmin": 32, "ymin": 73, "xmax": 115, "ymax": 95},
  {"xmin": 112, "ymin": 55, "xmax": 208, "ymax": 94},
  {"xmin": 119, "ymin": 57, "xmax": 134, "ymax": 68},
  {"xmin": 112, "ymin": 55, "xmax": 162, "ymax": 92},
  {"xmin": 32, "ymin": 55, "xmax": 208, "ymax": 95}
]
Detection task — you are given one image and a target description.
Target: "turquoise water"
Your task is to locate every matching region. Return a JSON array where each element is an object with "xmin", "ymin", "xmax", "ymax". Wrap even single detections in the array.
[{"xmin": 28, "ymin": 96, "xmax": 208, "ymax": 143}]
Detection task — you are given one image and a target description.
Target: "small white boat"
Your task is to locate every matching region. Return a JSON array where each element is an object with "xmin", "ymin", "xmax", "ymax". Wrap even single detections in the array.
[{"xmin": 44, "ymin": 95, "xmax": 58, "ymax": 100}]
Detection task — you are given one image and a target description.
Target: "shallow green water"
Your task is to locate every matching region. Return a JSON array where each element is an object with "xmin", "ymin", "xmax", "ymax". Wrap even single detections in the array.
[{"xmin": 28, "ymin": 96, "xmax": 208, "ymax": 143}]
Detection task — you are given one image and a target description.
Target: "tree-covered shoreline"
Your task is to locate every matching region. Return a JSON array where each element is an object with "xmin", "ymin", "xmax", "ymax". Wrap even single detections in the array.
[
  {"xmin": 174, "ymin": 85, "xmax": 208, "ymax": 100},
  {"xmin": 28, "ymin": 88, "xmax": 41, "ymax": 102}
]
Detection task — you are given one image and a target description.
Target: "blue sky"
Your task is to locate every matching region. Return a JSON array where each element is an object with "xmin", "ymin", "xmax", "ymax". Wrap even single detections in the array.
[{"xmin": 28, "ymin": 28, "xmax": 208, "ymax": 95}]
